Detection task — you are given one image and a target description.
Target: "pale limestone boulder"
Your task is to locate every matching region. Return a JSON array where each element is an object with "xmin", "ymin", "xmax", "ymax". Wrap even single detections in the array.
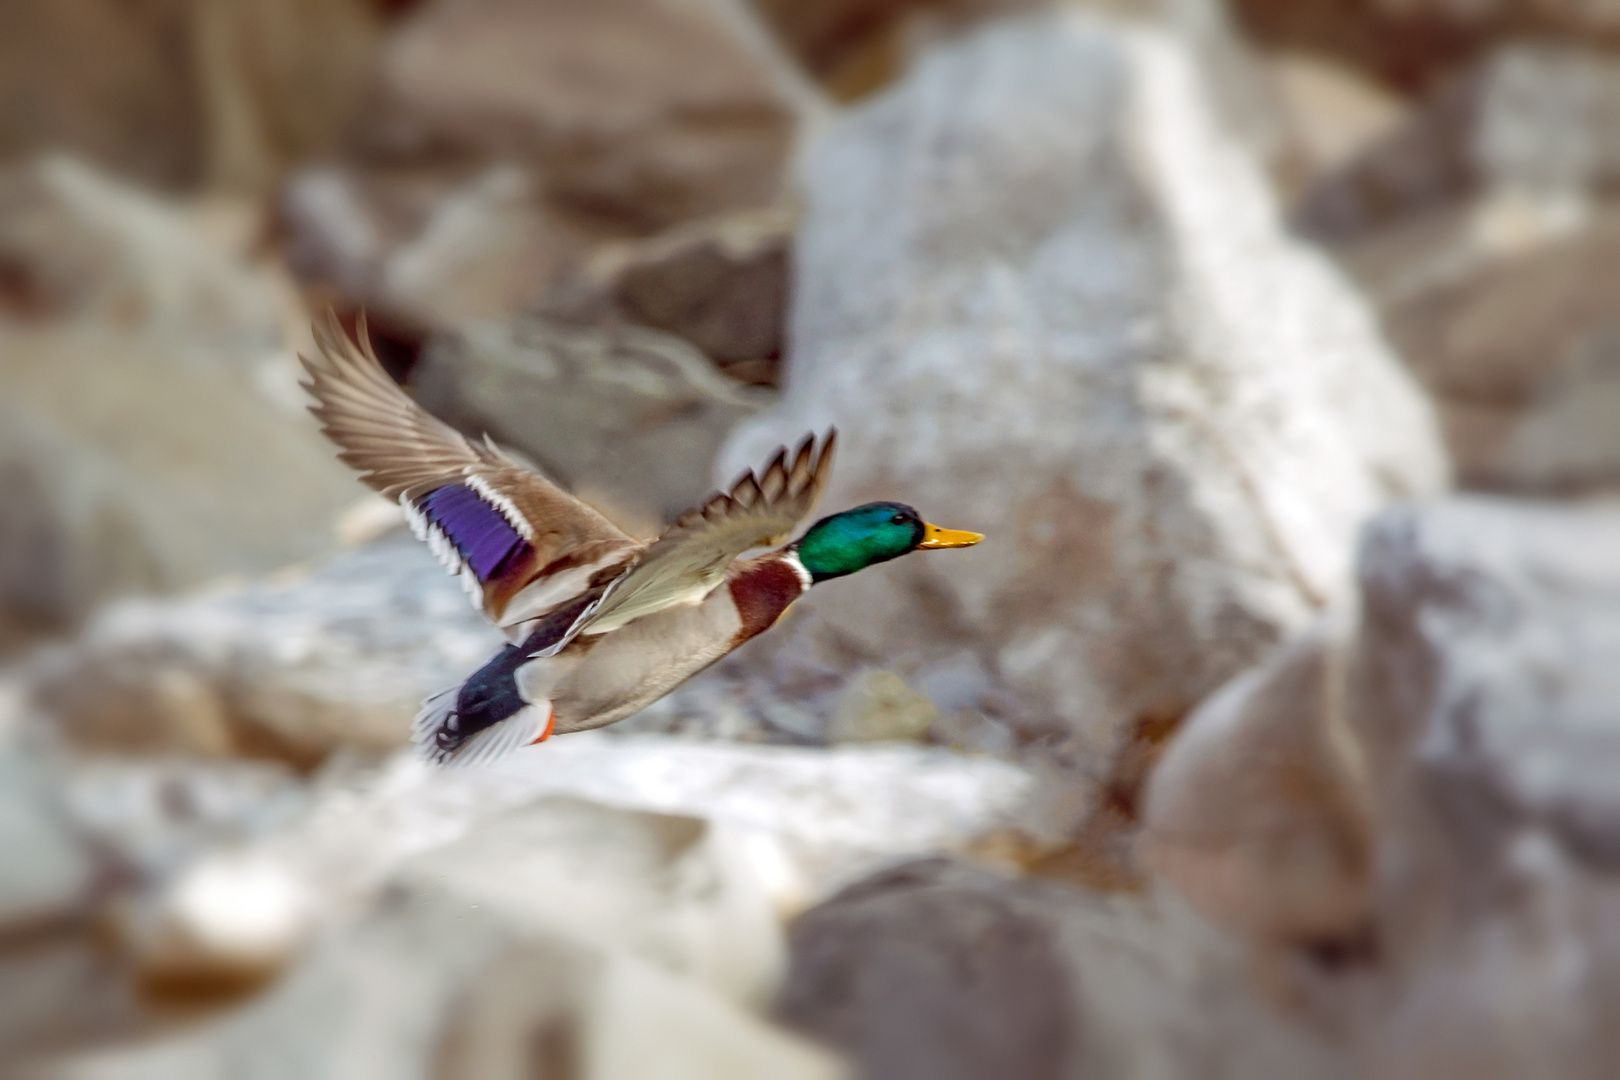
[
  {"xmin": 44, "ymin": 856, "xmax": 840, "ymax": 1080},
  {"xmin": 364, "ymin": 0, "xmax": 810, "ymax": 235},
  {"xmin": 29, "ymin": 535, "xmax": 502, "ymax": 765},
  {"xmin": 0, "ymin": 156, "xmax": 364, "ymax": 632},
  {"xmin": 777, "ymin": 858, "xmax": 1356, "ymax": 1080},
  {"xmin": 411, "ymin": 316, "xmax": 767, "ymax": 524},
  {"xmin": 720, "ymin": 14, "xmax": 1446, "ymax": 791},
  {"xmin": 1139, "ymin": 619, "xmax": 1375, "ymax": 946},
  {"xmin": 1352, "ymin": 498, "xmax": 1620, "ymax": 1079}
]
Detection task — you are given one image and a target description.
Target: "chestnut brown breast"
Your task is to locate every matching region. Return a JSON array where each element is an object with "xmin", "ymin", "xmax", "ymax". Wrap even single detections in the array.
[{"xmin": 727, "ymin": 556, "xmax": 808, "ymax": 645}]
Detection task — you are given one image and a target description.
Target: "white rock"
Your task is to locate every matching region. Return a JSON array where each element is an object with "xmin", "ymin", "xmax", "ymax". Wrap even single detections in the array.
[
  {"xmin": 30, "ymin": 534, "xmax": 503, "ymax": 763},
  {"xmin": 1352, "ymin": 498, "xmax": 1620, "ymax": 1078},
  {"xmin": 236, "ymin": 734, "xmax": 1037, "ymax": 923},
  {"xmin": 0, "ymin": 749, "xmax": 97, "ymax": 935},
  {"xmin": 720, "ymin": 13, "xmax": 1446, "ymax": 792},
  {"xmin": 1140, "ymin": 618, "xmax": 1375, "ymax": 945},
  {"xmin": 44, "ymin": 873, "xmax": 840, "ymax": 1080}
]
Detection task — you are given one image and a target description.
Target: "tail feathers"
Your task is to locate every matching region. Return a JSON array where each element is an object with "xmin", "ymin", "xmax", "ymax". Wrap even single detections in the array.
[{"xmin": 411, "ymin": 686, "xmax": 549, "ymax": 768}]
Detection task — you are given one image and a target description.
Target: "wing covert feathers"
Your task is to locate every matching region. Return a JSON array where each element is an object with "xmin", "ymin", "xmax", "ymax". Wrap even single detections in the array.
[
  {"xmin": 578, "ymin": 430, "xmax": 836, "ymax": 634},
  {"xmin": 300, "ymin": 312, "xmax": 640, "ymax": 628}
]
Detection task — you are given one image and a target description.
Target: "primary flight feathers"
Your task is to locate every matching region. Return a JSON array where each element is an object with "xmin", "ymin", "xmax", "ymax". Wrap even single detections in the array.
[{"xmin": 299, "ymin": 311, "xmax": 834, "ymax": 643}]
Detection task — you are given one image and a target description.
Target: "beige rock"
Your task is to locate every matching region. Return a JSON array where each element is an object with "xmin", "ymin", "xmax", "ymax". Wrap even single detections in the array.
[
  {"xmin": 778, "ymin": 857, "xmax": 1356, "ymax": 1080},
  {"xmin": 1338, "ymin": 203, "xmax": 1620, "ymax": 491},
  {"xmin": 747, "ymin": 0, "xmax": 1042, "ymax": 101},
  {"xmin": 0, "ymin": 156, "xmax": 284, "ymax": 340},
  {"xmin": 29, "ymin": 535, "xmax": 503, "ymax": 765},
  {"xmin": 365, "ymin": 0, "xmax": 806, "ymax": 234},
  {"xmin": 383, "ymin": 165, "xmax": 589, "ymax": 329},
  {"xmin": 411, "ymin": 316, "xmax": 768, "ymax": 523},
  {"xmin": 828, "ymin": 670, "xmax": 938, "ymax": 744},
  {"xmin": 0, "ymin": 324, "xmax": 362, "ymax": 633},
  {"xmin": 1140, "ymin": 621, "xmax": 1375, "ymax": 946},
  {"xmin": 543, "ymin": 205, "xmax": 795, "ymax": 380},
  {"xmin": 44, "ymin": 866, "xmax": 841, "ymax": 1080},
  {"xmin": 142, "ymin": 733, "xmax": 1035, "ymax": 930},
  {"xmin": 0, "ymin": 0, "xmax": 378, "ymax": 192},
  {"xmin": 1350, "ymin": 498, "xmax": 1620, "ymax": 1079},
  {"xmin": 1262, "ymin": 50, "xmax": 1406, "ymax": 200}
]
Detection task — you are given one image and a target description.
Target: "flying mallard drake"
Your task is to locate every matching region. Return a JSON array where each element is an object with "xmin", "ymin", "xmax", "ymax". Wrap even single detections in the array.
[{"xmin": 300, "ymin": 315, "xmax": 983, "ymax": 766}]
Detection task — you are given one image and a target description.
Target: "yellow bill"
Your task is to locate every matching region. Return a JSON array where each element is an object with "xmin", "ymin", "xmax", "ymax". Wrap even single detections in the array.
[{"xmin": 918, "ymin": 522, "xmax": 985, "ymax": 549}]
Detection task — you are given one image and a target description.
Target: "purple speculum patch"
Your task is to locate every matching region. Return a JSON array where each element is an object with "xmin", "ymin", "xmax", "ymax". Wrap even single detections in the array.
[{"xmin": 418, "ymin": 484, "xmax": 531, "ymax": 580}]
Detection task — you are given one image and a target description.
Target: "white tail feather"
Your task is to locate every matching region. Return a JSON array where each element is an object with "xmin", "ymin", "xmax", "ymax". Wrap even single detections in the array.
[{"xmin": 411, "ymin": 686, "xmax": 548, "ymax": 768}]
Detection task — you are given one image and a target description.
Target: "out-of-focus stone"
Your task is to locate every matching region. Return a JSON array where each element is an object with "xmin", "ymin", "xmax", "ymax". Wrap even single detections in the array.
[
  {"xmin": 779, "ymin": 858, "xmax": 1075, "ymax": 1079},
  {"xmin": 1296, "ymin": 44, "xmax": 1620, "ymax": 243},
  {"xmin": 1140, "ymin": 620, "xmax": 1375, "ymax": 947},
  {"xmin": 202, "ymin": 734, "xmax": 1035, "ymax": 924},
  {"xmin": 411, "ymin": 316, "xmax": 767, "ymax": 523},
  {"xmin": 720, "ymin": 14, "xmax": 1446, "ymax": 809},
  {"xmin": 1336, "ymin": 201, "xmax": 1620, "ymax": 492},
  {"xmin": 542, "ymin": 205, "xmax": 795, "ymax": 381},
  {"xmin": 363, "ymin": 0, "xmax": 805, "ymax": 236},
  {"xmin": 381, "ymin": 165, "xmax": 590, "ymax": 329},
  {"xmin": 396, "ymin": 797, "xmax": 784, "ymax": 1007},
  {"xmin": 0, "ymin": 326, "xmax": 362, "ymax": 633},
  {"xmin": 747, "ymin": 0, "xmax": 1042, "ymax": 101},
  {"xmin": 0, "ymin": 749, "xmax": 97, "ymax": 935},
  {"xmin": 1302, "ymin": 47, "xmax": 1620, "ymax": 493},
  {"xmin": 1262, "ymin": 51, "xmax": 1407, "ymax": 202},
  {"xmin": 0, "ymin": 156, "xmax": 284, "ymax": 340},
  {"xmin": 44, "ymin": 867, "xmax": 841, "ymax": 1080},
  {"xmin": 188, "ymin": 0, "xmax": 380, "ymax": 192},
  {"xmin": 778, "ymin": 857, "xmax": 1355, "ymax": 1080},
  {"xmin": 29, "ymin": 534, "xmax": 502, "ymax": 766},
  {"xmin": 827, "ymin": 669, "xmax": 938, "ymax": 744},
  {"xmin": 0, "ymin": 0, "xmax": 378, "ymax": 193},
  {"xmin": 1351, "ymin": 498, "xmax": 1620, "ymax": 1078},
  {"xmin": 0, "ymin": 155, "xmax": 364, "ymax": 630},
  {"xmin": 1229, "ymin": 0, "xmax": 1620, "ymax": 96}
]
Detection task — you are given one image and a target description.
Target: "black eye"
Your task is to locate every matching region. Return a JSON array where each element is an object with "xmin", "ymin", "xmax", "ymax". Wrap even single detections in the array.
[{"xmin": 891, "ymin": 514, "xmax": 907, "ymax": 525}]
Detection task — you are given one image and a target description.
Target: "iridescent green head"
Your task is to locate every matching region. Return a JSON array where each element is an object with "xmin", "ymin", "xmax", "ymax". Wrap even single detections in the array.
[{"xmin": 793, "ymin": 501, "xmax": 983, "ymax": 583}]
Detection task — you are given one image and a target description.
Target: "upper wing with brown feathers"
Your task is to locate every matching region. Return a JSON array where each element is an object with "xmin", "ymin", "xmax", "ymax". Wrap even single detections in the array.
[
  {"xmin": 300, "ymin": 312, "xmax": 642, "ymax": 637},
  {"xmin": 575, "ymin": 431, "xmax": 836, "ymax": 636}
]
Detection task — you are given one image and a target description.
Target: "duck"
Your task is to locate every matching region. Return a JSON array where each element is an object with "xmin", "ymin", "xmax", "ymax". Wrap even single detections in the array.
[{"xmin": 299, "ymin": 314, "xmax": 983, "ymax": 766}]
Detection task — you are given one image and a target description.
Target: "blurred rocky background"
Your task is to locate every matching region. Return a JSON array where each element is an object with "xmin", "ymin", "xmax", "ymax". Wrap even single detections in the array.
[{"xmin": 0, "ymin": 0, "xmax": 1616, "ymax": 1077}]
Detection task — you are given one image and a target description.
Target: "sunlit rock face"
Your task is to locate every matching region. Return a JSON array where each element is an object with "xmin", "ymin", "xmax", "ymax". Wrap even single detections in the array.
[
  {"xmin": 721, "ymin": 12, "xmax": 1447, "ymax": 799},
  {"xmin": 1352, "ymin": 498, "xmax": 1620, "ymax": 1079}
]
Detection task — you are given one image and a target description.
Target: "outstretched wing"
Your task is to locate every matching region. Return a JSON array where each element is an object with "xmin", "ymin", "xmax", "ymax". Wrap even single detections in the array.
[
  {"xmin": 576, "ymin": 431, "xmax": 836, "ymax": 636},
  {"xmin": 300, "ymin": 312, "xmax": 642, "ymax": 635}
]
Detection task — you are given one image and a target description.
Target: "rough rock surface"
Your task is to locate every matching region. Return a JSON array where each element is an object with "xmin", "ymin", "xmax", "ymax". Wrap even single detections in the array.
[
  {"xmin": 1297, "ymin": 44, "xmax": 1620, "ymax": 243},
  {"xmin": 1339, "ymin": 206, "xmax": 1620, "ymax": 492},
  {"xmin": 0, "ymin": 156, "xmax": 286, "ymax": 340},
  {"xmin": 188, "ymin": 733, "xmax": 1036, "ymax": 930},
  {"xmin": 747, "ymin": 0, "xmax": 1040, "ymax": 101},
  {"xmin": 0, "ymin": 156, "xmax": 364, "ymax": 633},
  {"xmin": 1139, "ymin": 618, "xmax": 1375, "ymax": 946},
  {"xmin": 362, "ymin": 0, "xmax": 805, "ymax": 236},
  {"xmin": 411, "ymin": 317, "xmax": 767, "ymax": 524},
  {"xmin": 29, "ymin": 533, "xmax": 502, "ymax": 765},
  {"xmin": 46, "ymin": 836, "xmax": 840, "ymax": 1080},
  {"xmin": 778, "ymin": 858, "xmax": 1354, "ymax": 1080},
  {"xmin": 540, "ymin": 205, "xmax": 795, "ymax": 383},
  {"xmin": 1352, "ymin": 498, "xmax": 1620, "ymax": 1078},
  {"xmin": 720, "ymin": 14, "xmax": 1446, "ymax": 795},
  {"xmin": 0, "ymin": 0, "xmax": 377, "ymax": 192},
  {"xmin": 1297, "ymin": 45, "xmax": 1620, "ymax": 493},
  {"xmin": 1230, "ymin": 0, "xmax": 1620, "ymax": 95},
  {"xmin": 0, "ymin": 748, "xmax": 98, "ymax": 937}
]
